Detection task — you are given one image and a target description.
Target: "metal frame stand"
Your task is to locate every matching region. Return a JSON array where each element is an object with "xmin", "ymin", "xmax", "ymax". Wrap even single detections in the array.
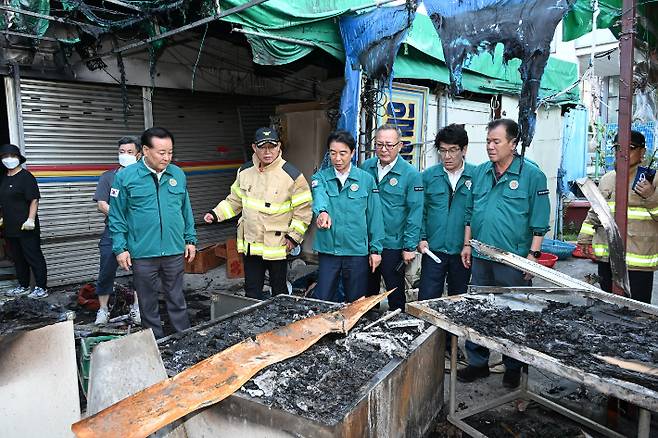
[{"xmin": 447, "ymin": 335, "xmax": 652, "ymax": 438}]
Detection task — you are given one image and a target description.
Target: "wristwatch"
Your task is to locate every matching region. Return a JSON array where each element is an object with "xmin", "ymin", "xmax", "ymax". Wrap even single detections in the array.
[{"xmin": 529, "ymin": 250, "xmax": 541, "ymax": 258}]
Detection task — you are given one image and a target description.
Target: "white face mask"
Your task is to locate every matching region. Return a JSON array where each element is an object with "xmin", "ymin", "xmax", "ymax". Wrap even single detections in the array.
[
  {"xmin": 118, "ymin": 153, "xmax": 137, "ymax": 167},
  {"xmin": 2, "ymin": 157, "xmax": 20, "ymax": 170}
]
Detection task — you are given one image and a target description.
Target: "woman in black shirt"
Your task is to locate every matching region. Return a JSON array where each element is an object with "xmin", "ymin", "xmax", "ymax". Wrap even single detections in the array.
[{"xmin": 0, "ymin": 144, "xmax": 48, "ymax": 298}]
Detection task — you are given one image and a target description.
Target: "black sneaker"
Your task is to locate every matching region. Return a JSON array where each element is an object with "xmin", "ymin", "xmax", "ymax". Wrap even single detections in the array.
[
  {"xmin": 457, "ymin": 365, "xmax": 490, "ymax": 382},
  {"xmin": 503, "ymin": 368, "xmax": 521, "ymax": 388}
]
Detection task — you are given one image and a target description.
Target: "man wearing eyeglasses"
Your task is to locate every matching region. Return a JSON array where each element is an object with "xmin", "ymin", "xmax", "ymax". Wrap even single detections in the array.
[
  {"xmin": 205, "ymin": 127, "xmax": 312, "ymax": 299},
  {"xmin": 418, "ymin": 124, "xmax": 475, "ymax": 300},
  {"xmin": 360, "ymin": 124, "xmax": 424, "ymax": 311}
]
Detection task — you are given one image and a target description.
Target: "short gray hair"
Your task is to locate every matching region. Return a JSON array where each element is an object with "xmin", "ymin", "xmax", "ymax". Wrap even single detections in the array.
[
  {"xmin": 117, "ymin": 136, "xmax": 142, "ymax": 153},
  {"xmin": 375, "ymin": 124, "xmax": 402, "ymax": 140}
]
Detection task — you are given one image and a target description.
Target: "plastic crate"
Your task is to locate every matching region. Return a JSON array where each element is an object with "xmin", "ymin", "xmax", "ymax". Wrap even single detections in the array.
[
  {"xmin": 541, "ymin": 238, "xmax": 576, "ymax": 260},
  {"xmin": 79, "ymin": 335, "xmax": 121, "ymax": 396}
]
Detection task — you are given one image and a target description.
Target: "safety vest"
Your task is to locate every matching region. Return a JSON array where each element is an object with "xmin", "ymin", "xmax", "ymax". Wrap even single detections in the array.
[
  {"xmin": 577, "ymin": 167, "xmax": 658, "ymax": 271},
  {"xmin": 210, "ymin": 154, "xmax": 312, "ymax": 260}
]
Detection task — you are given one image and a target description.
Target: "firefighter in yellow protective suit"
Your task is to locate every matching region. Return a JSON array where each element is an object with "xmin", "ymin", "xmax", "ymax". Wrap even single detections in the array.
[
  {"xmin": 204, "ymin": 127, "xmax": 312, "ymax": 299},
  {"xmin": 577, "ymin": 130, "xmax": 658, "ymax": 304}
]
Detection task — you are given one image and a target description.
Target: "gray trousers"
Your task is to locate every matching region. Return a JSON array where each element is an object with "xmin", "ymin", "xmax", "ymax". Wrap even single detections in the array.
[{"xmin": 132, "ymin": 255, "xmax": 190, "ymax": 339}]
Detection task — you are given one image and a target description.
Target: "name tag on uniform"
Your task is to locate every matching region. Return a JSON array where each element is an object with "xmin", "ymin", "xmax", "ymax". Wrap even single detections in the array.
[
  {"xmin": 413, "ymin": 186, "xmax": 424, "ymax": 191},
  {"xmin": 537, "ymin": 189, "xmax": 549, "ymax": 196},
  {"xmin": 110, "ymin": 188, "xmax": 120, "ymax": 198}
]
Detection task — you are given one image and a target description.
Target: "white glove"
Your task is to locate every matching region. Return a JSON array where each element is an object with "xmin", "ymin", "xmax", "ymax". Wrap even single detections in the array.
[
  {"xmin": 21, "ymin": 218, "xmax": 35, "ymax": 230},
  {"xmin": 0, "ymin": 217, "xmax": 3, "ymax": 227}
]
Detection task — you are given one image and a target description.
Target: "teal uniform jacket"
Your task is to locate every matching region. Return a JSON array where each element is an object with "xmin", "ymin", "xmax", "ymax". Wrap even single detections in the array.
[
  {"xmin": 421, "ymin": 162, "xmax": 476, "ymax": 255},
  {"xmin": 361, "ymin": 157, "xmax": 424, "ymax": 251},
  {"xmin": 467, "ymin": 155, "xmax": 550, "ymax": 258},
  {"xmin": 109, "ymin": 159, "xmax": 197, "ymax": 259},
  {"xmin": 311, "ymin": 165, "xmax": 384, "ymax": 256}
]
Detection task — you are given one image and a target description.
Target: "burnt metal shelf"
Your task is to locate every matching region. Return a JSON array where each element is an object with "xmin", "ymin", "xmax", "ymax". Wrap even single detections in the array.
[{"xmin": 407, "ymin": 287, "xmax": 657, "ymax": 438}]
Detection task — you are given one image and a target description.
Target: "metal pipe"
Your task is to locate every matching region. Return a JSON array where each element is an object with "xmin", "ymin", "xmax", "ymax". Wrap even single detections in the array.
[
  {"xmin": 527, "ymin": 392, "xmax": 627, "ymax": 438},
  {"xmin": 613, "ymin": 0, "xmax": 635, "ymax": 295},
  {"xmin": 99, "ymin": 0, "xmax": 142, "ymax": 12},
  {"xmin": 637, "ymin": 408, "xmax": 651, "ymax": 438},
  {"xmin": 112, "ymin": 0, "xmax": 271, "ymax": 55},
  {"xmin": 10, "ymin": 63, "xmax": 25, "ymax": 153},
  {"xmin": 359, "ymin": 308, "xmax": 402, "ymax": 332},
  {"xmin": 142, "ymin": 87, "xmax": 153, "ymax": 129},
  {"xmin": 0, "ymin": 30, "xmax": 62, "ymax": 42},
  {"xmin": 449, "ymin": 334, "xmax": 457, "ymax": 416},
  {"xmin": 0, "ymin": 5, "xmax": 99, "ymax": 29},
  {"xmin": 231, "ymin": 28, "xmax": 317, "ymax": 47}
]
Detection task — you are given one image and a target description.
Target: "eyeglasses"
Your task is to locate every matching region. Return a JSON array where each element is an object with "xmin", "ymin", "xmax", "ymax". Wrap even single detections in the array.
[
  {"xmin": 374, "ymin": 141, "xmax": 400, "ymax": 151},
  {"xmin": 438, "ymin": 148, "xmax": 462, "ymax": 157},
  {"xmin": 613, "ymin": 143, "xmax": 644, "ymax": 150}
]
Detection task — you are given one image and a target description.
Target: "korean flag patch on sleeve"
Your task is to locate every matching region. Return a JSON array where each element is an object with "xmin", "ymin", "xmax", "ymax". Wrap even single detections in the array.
[
  {"xmin": 311, "ymin": 179, "xmax": 319, "ymax": 188},
  {"xmin": 110, "ymin": 188, "xmax": 120, "ymax": 198}
]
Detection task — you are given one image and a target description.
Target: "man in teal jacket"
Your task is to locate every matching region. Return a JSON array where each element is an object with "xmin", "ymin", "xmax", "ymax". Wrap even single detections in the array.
[
  {"xmin": 361, "ymin": 124, "xmax": 423, "ymax": 310},
  {"xmin": 419, "ymin": 124, "xmax": 475, "ymax": 299},
  {"xmin": 312, "ymin": 130, "xmax": 384, "ymax": 303},
  {"xmin": 459, "ymin": 119, "xmax": 550, "ymax": 388},
  {"xmin": 109, "ymin": 127, "xmax": 197, "ymax": 338}
]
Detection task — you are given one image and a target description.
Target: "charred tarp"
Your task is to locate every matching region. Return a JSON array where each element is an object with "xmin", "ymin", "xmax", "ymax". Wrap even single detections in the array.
[
  {"xmin": 337, "ymin": 3, "xmax": 417, "ymax": 139},
  {"xmin": 424, "ymin": 0, "xmax": 574, "ymax": 150}
]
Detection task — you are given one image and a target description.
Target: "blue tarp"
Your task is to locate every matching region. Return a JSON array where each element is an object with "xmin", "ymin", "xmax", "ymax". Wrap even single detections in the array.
[
  {"xmin": 337, "ymin": 4, "xmax": 416, "ymax": 140},
  {"xmin": 560, "ymin": 107, "xmax": 589, "ymax": 194}
]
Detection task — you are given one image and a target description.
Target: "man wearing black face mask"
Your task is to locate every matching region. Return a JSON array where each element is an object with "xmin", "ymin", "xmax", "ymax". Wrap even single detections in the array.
[{"xmin": 0, "ymin": 143, "xmax": 48, "ymax": 299}]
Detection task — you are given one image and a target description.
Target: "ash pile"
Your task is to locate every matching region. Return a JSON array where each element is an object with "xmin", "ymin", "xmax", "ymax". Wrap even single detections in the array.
[
  {"xmin": 428, "ymin": 296, "xmax": 658, "ymax": 391},
  {"xmin": 159, "ymin": 296, "xmax": 427, "ymax": 424},
  {"xmin": 0, "ymin": 297, "xmax": 71, "ymax": 336}
]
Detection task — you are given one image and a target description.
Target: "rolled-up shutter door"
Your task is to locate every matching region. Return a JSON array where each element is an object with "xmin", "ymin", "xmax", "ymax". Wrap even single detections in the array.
[
  {"xmin": 20, "ymin": 79, "xmax": 145, "ymax": 286},
  {"xmin": 152, "ymin": 89, "xmax": 248, "ymax": 248}
]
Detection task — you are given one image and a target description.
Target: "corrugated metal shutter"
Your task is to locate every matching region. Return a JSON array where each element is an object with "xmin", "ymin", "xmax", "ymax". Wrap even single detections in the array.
[
  {"xmin": 237, "ymin": 101, "xmax": 278, "ymax": 146},
  {"xmin": 20, "ymin": 79, "xmax": 145, "ymax": 286},
  {"xmin": 151, "ymin": 89, "xmax": 245, "ymax": 248}
]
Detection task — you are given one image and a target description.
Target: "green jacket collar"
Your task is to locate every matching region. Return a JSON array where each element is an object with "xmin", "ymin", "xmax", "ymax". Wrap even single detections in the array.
[
  {"xmin": 363, "ymin": 155, "xmax": 405, "ymax": 175},
  {"xmin": 484, "ymin": 154, "xmax": 523, "ymax": 177},
  {"xmin": 326, "ymin": 164, "xmax": 359, "ymax": 182},
  {"xmin": 136, "ymin": 158, "xmax": 174, "ymax": 178}
]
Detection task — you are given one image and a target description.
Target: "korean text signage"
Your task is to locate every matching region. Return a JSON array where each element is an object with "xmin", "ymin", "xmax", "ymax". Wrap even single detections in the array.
[{"xmin": 377, "ymin": 83, "xmax": 428, "ymax": 168}]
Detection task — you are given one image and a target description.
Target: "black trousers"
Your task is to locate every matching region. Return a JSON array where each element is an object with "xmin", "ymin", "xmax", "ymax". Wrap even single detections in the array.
[
  {"xmin": 132, "ymin": 255, "xmax": 190, "ymax": 339},
  {"xmin": 367, "ymin": 248, "xmax": 406, "ymax": 311},
  {"xmin": 314, "ymin": 253, "xmax": 368, "ymax": 303},
  {"xmin": 418, "ymin": 251, "xmax": 471, "ymax": 300},
  {"xmin": 243, "ymin": 255, "xmax": 288, "ymax": 299},
  {"xmin": 597, "ymin": 262, "xmax": 654, "ymax": 304},
  {"xmin": 6, "ymin": 233, "xmax": 47, "ymax": 289}
]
